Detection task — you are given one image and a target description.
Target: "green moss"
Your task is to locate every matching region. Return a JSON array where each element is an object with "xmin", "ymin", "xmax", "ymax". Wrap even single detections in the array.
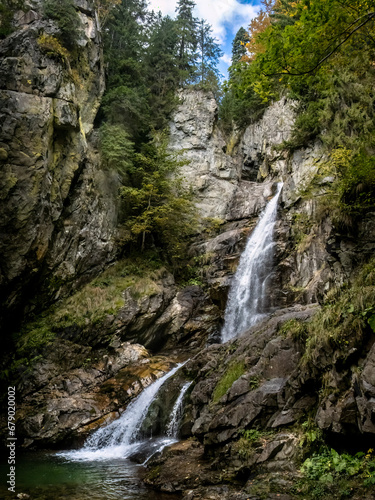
[
  {"xmin": 303, "ymin": 257, "xmax": 375, "ymax": 364},
  {"xmin": 147, "ymin": 465, "xmax": 161, "ymax": 481},
  {"xmin": 235, "ymin": 428, "xmax": 274, "ymax": 462},
  {"xmin": 0, "ymin": 168, "xmax": 17, "ymax": 200},
  {"xmin": 15, "ymin": 257, "xmax": 166, "ymax": 358},
  {"xmin": 212, "ymin": 361, "xmax": 246, "ymax": 404},
  {"xmin": 291, "ymin": 212, "xmax": 315, "ymax": 253},
  {"xmin": 37, "ymin": 33, "xmax": 70, "ymax": 62}
]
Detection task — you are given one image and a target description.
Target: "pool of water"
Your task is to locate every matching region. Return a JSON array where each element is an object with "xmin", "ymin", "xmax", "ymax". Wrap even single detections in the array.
[{"xmin": 0, "ymin": 450, "xmax": 180, "ymax": 500}]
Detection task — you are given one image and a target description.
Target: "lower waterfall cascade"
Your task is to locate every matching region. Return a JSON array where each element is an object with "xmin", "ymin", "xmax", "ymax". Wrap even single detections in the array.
[
  {"xmin": 166, "ymin": 381, "xmax": 192, "ymax": 438},
  {"xmin": 221, "ymin": 182, "xmax": 283, "ymax": 343},
  {"xmin": 60, "ymin": 363, "xmax": 188, "ymax": 462}
]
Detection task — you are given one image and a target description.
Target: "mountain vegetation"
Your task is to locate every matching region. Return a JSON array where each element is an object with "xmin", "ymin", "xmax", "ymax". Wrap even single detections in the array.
[
  {"xmin": 220, "ymin": 0, "xmax": 375, "ymax": 218},
  {"xmin": 96, "ymin": 0, "xmax": 222, "ymax": 263}
]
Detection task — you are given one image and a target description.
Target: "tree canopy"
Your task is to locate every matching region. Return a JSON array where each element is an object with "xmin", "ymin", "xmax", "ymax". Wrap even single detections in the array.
[
  {"xmin": 219, "ymin": 0, "xmax": 375, "ymax": 217},
  {"xmin": 97, "ymin": 0, "xmax": 225, "ymax": 261}
]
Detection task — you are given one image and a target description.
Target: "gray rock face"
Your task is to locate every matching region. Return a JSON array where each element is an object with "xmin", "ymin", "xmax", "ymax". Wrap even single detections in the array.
[
  {"xmin": 169, "ymin": 90, "xmax": 240, "ymax": 220},
  {"xmin": 239, "ymin": 97, "xmax": 296, "ymax": 182},
  {"xmin": 187, "ymin": 305, "xmax": 318, "ymax": 446},
  {"xmin": 172, "ymin": 91, "xmax": 375, "ymax": 311},
  {"xmin": 0, "ymin": 1, "xmax": 117, "ymax": 328}
]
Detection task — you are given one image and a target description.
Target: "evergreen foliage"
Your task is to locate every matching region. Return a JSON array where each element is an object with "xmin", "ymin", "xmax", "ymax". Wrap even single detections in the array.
[
  {"xmin": 120, "ymin": 137, "xmax": 197, "ymax": 264},
  {"xmin": 230, "ymin": 27, "xmax": 248, "ymax": 66},
  {"xmin": 196, "ymin": 20, "xmax": 223, "ymax": 84},
  {"xmin": 43, "ymin": 0, "xmax": 82, "ymax": 48},
  {"xmin": 175, "ymin": 0, "xmax": 198, "ymax": 84},
  {"xmin": 99, "ymin": 123, "xmax": 134, "ymax": 181},
  {"xmin": 0, "ymin": 0, "xmax": 24, "ymax": 38},
  {"xmin": 96, "ymin": 0, "xmax": 221, "ymax": 262}
]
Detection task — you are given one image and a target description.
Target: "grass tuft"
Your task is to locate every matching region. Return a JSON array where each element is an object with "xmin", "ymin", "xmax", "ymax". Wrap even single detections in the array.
[{"xmin": 212, "ymin": 361, "xmax": 246, "ymax": 404}]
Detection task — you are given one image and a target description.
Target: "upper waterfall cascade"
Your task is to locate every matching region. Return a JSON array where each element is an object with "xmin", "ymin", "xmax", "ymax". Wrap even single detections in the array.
[{"xmin": 221, "ymin": 182, "xmax": 283, "ymax": 343}]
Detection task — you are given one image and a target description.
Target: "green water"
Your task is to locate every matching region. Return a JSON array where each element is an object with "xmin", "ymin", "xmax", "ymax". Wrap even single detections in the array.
[{"xmin": 0, "ymin": 452, "xmax": 179, "ymax": 499}]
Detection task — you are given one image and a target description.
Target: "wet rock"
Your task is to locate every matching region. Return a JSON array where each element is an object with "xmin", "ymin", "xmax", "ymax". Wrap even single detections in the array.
[
  {"xmin": 187, "ymin": 305, "xmax": 318, "ymax": 447},
  {"xmin": 145, "ymin": 439, "xmax": 221, "ymax": 492},
  {"xmin": 13, "ymin": 347, "xmax": 178, "ymax": 447}
]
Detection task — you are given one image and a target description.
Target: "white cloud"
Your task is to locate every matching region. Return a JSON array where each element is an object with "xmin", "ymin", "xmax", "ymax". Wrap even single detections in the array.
[
  {"xmin": 148, "ymin": 0, "xmax": 259, "ymax": 44},
  {"xmin": 221, "ymin": 53, "xmax": 232, "ymax": 66}
]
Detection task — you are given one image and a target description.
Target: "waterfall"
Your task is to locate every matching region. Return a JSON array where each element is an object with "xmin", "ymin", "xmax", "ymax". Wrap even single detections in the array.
[
  {"xmin": 221, "ymin": 182, "xmax": 283, "ymax": 343},
  {"xmin": 60, "ymin": 363, "xmax": 185, "ymax": 461},
  {"xmin": 166, "ymin": 381, "xmax": 192, "ymax": 438},
  {"xmin": 141, "ymin": 381, "xmax": 192, "ymax": 465}
]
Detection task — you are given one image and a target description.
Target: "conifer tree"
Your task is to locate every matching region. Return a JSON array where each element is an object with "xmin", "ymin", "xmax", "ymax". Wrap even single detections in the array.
[
  {"xmin": 145, "ymin": 15, "xmax": 180, "ymax": 129},
  {"xmin": 196, "ymin": 20, "xmax": 223, "ymax": 84},
  {"xmin": 231, "ymin": 27, "xmax": 248, "ymax": 65},
  {"xmin": 175, "ymin": 0, "xmax": 198, "ymax": 85}
]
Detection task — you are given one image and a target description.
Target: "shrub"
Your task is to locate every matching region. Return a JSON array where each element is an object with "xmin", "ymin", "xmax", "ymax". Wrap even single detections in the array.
[
  {"xmin": 43, "ymin": 0, "xmax": 82, "ymax": 48},
  {"xmin": 0, "ymin": 0, "xmax": 25, "ymax": 38},
  {"xmin": 299, "ymin": 448, "xmax": 375, "ymax": 497},
  {"xmin": 37, "ymin": 33, "xmax": 69, "ymax": 62},
  {"xmin": 303, "ymin": 258, "xmax": 375, "ymax": 364}
]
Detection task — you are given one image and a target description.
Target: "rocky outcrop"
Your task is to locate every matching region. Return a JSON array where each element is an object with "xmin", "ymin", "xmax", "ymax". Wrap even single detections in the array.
[
  {"xmin": 143, "ymin": 92, "xmax": 375, "ymax": 499},
  {"xmin": 146, "ymin": 303, "xmax": 375, "ymax": 498},
  {"xmin": 172, "ymin": 91, "xmax": 375, "ymax": 310},
  {"xmin": 0, "ymin": 0, "xmax": 117, "ymax": 332},
  {"xmin": 16, "ymin": 341, "xmax": 178, "ymax": 447},
  {"xmin": 186, "ymin": 305, "xmax": 318, "ymax": 445},
  {"xmin": 169, "ymin": 90, "xmax": 241, "ymax": 220},
  {"xmin": 3, "ymin": 82, "xmax": 375, "ymax": 500},
  {"xmin": 2, "ymin": 267, "xmax": 220, "ymax": 446}
]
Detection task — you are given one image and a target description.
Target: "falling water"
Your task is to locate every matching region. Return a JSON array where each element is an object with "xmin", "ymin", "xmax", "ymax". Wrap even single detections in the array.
[
  {"xmin": 166, "ymin": 381, "xmax": 192, "ymax": 438},
  {"xmin": 60, "ymin": 363, "xmax": 185, "ymax": 461},
  {"xmin": 221, "ymin": 182, "xmax": 283, "ymax": 343},
  {"xmin": 141, "ymin": 381, "xmax": 192, "ymax": 465}
]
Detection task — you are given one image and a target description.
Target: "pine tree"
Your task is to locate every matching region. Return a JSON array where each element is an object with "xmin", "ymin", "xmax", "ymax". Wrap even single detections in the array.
[
  {"xmin": 101, "ymin": 0, "xmax": 151, "ymax": 141},
  {"xmin": 145, "ymin": 15, "xmax": 180, "ymax": 129},
  {"xmin": 196, "ymin": 20, "xmax": 223, "ymax": 84},
  {"xmin": 175, "ymin": 0, "xmax": 198, "ymax": 85},
  {"xmin": 231, "ymin": 27, "xmax": 248, "ymax": 65}
]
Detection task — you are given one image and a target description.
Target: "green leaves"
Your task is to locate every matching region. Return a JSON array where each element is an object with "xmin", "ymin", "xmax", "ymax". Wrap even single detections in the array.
[
  {"xmin": 100, "ymin": 123, "xmax": 134, "ymax": 179},
  {"xmin": 119, "ymin": 139, "xmax": 197, "ymax": 262},
  {"xmin": 368, "ymin": 314, "xmax": 375, "ymax": 333},
  {"xmin": 300, "ymin": 446, "xmax": 375, "ymax": 494}
]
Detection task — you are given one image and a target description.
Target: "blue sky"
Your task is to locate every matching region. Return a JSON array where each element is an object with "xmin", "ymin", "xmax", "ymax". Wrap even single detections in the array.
[{"xmin": 147, "ymin": 0, "xmax": 262, "ymax": 79}]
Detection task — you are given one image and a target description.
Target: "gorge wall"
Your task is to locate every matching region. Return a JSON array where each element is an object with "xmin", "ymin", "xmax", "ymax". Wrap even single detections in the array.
[
  {"xmin": 1, "ymin": 26, "xmax": 375, "ymax": 495},
  {"xmin": 0, "ymin": 0, "xmax": 118, "ymax": 334}
]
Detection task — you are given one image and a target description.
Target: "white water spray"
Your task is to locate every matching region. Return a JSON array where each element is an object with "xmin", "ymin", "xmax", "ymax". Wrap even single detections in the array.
[
  {"xmin": 166, "ymin": 381, "xmax": 192, "ymax": 438},
  {"xmin": 60, "ymin": 363, "xmax": 184, "ymax": 461},
  {"xmin": 141, "ymin": 381, "xmax": 192, "ymax": 465},
  {"xmin": 221, "ymin": 183, "xmax": 283, "ymax": 343}
]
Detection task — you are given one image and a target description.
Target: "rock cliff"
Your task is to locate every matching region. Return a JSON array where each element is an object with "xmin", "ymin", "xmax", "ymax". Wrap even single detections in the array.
[
  {"xmin": 2, "ymin": 81, "xmax": 375, "ymax": 499},
  {"xmin": 0, "ymin": 0, "xmax": 118, "ymax": 333},
  {"xmin": 143, "ymin": 91, "xmax": 375, "ymax": 498}
]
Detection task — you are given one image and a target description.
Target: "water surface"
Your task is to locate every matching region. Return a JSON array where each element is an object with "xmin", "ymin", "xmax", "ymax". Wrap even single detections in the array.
[{"xmin": 0, "ymin": 451, "xmax": 180, "ymax": 500}]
